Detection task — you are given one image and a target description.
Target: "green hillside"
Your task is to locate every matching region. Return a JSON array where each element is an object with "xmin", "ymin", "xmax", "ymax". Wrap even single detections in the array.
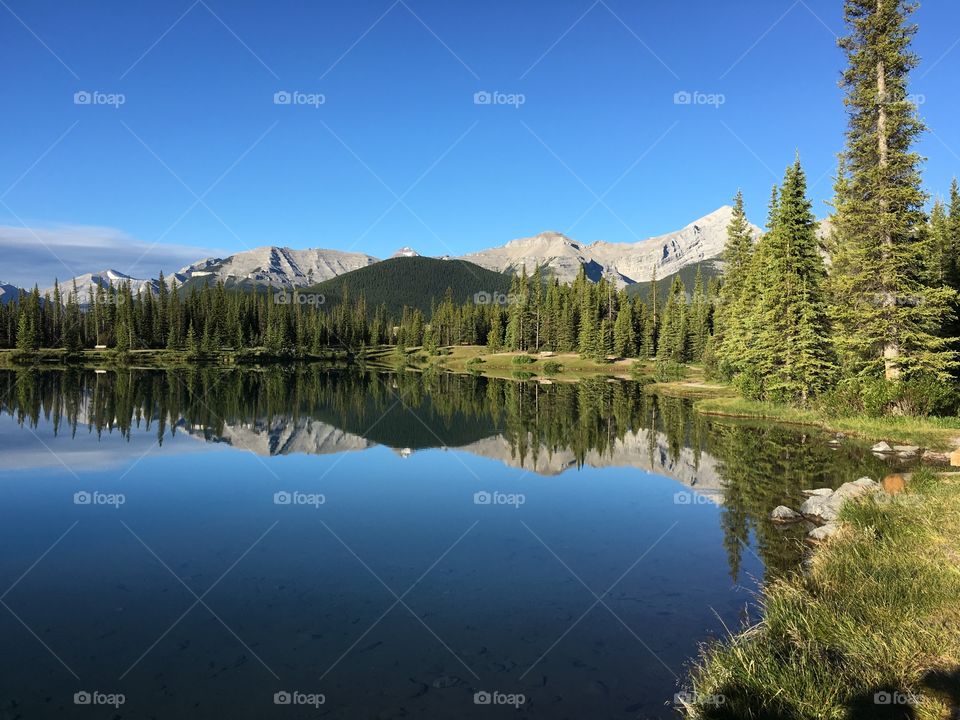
[
  {"xmin": 625, "ymin": 260, "xmax": 723, "ymax": 301},
  {"xmin": 303, "ymin": 256, "xmax": 513, "ymax": 316}
]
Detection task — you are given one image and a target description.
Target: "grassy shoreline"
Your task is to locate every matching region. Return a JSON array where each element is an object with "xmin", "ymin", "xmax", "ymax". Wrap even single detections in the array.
[
  {"xmin": 5, "ymin": 345, "xmax": 958, "ymax": 451},
  {"xmin": 685, "ymin": 469, "xmax": 960, "ymax": 719}
]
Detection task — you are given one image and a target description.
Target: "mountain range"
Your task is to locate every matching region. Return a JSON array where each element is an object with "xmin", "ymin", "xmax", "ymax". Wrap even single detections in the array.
[{"xmin": 19, "ymin": 205, "xmax": 758, "ymax": 302}]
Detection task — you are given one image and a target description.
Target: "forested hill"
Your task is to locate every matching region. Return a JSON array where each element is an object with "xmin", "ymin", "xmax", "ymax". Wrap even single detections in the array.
[
  {"xmin": 625, "ymin": 260, "xmax": 723, "ymax": 302},
  {"xmin": 304, "ymin": 256, "xmax": 513, "ymax": 316}
]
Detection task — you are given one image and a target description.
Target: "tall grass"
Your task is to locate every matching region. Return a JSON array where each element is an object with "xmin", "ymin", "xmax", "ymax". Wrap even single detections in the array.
[{"xmin": 687, "ymin": 470, "xmax": 960, "ymax": 719}]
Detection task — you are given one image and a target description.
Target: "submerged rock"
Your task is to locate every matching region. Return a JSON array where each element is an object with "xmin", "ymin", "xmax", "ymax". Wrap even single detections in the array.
[{"xmin": 770, "ymin": 506, "xmax": 803, "ymax": 523}]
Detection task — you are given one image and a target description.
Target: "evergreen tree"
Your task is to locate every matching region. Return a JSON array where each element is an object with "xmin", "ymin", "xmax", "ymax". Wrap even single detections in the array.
[
  {"xmin": 751, "ymin": 157, "xmax": 835, "ymax": 402},
  {"xmin": 688, "ymin": 265, "xmax": 710, "ymax": 362},
  {"xmin": 613, "ymin": 289, "xmax": 636, "ymax": 358},
  {"xmin": 830, "ymin": 0, "xmax": 956, "ymax": 381}
]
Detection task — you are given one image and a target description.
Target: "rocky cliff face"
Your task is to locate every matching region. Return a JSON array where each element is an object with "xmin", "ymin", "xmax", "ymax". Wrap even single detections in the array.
[
  {"xmin": 174, "ymin": 246, "xmax": 379, "ymax": 289},
  {"xmin": 459, "ymin": 206, "xmax": 761, "ymax": 286}
]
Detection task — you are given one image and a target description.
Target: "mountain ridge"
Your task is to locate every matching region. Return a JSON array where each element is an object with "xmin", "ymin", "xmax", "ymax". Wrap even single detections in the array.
[{"xmin": 37, "ymin": 206, "xmax": 760, "ymax": 298}]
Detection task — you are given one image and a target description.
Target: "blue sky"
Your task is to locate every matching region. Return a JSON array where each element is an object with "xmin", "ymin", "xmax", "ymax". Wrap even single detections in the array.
[{"xmin": 1, "ymin": 0, "xmax": 959, "ymax": 286}]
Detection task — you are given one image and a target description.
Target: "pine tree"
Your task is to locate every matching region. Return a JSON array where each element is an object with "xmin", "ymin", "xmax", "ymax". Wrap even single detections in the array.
[
  {"xmin": 613, "ymin": 290, "xmax": 636, "ymax": 358},
  {"xmin": 715, "ymin": 191, "xmax": 754, "ymax": 366},
  {"xmin": 657, "ymin": 275, "xmax": 687, "ymax": 363},
  {"xmin": 642, "ymin": 267, "xmax": 659, "ymax": 358},
  {"xmin": 752, "ymin": 157, "xmax": 835, "ymax": 402},
  {"xmin": 830, "ymin": 0, "xmax": 956, "ymax": 381},
  {"xmin": 688, "ymin": 265, "xmax": 710, "ymax": 361}
]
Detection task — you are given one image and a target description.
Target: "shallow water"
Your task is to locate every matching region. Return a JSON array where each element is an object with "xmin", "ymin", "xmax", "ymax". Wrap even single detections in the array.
[{"xmin": 0, "ymin": 368, "xmax": 898, "ymax": 719}]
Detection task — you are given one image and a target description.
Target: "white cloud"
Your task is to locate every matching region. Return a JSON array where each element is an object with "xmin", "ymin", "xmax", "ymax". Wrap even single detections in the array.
[{"xmin": 0, "ymin": 224, "xmax": 227, "ymax": 288}]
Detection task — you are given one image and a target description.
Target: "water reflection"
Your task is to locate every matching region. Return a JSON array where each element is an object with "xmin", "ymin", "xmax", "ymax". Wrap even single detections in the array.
[{"xmin": 1, "ymin": 366, "xmax": 894, "ymax": 583}]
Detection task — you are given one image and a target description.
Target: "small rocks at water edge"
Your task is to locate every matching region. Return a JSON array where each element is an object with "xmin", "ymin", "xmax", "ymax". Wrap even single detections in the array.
[
  {"xmin": 770, "ymin": 506, "xmax": 803, "ymax": 523},
  {"xmin": 808, "ymin": 523, "xmax": 839, "ymax": 542},
  {"xmin": 770, "ymin": 478, "xmax": 882, "ymax": 541}
]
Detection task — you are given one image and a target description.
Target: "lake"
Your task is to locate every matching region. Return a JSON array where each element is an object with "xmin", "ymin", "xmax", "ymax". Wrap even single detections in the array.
[{"xmin": 0, "ymin": 367, "xmax": 897, "ymax": 719}]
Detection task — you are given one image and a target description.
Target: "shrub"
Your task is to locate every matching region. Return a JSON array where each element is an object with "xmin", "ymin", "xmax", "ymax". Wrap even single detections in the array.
[
  {"xmin": 512, "ymin": 355, "xmax": 536, "ymax": 365},
  {"xmin": 542, "ymin": 360, "xmax": 563, "ymax": 375},
  {"xmin": 655, "ymin": 359, "xmax": 685, "ymax": 383},
  {"xmin": 466, "ymin": 356, "xmax": 485, "ymax": 365},
  {"xmin": 512, "ymin": 370, "xmax": 535, "ymax": 380}
]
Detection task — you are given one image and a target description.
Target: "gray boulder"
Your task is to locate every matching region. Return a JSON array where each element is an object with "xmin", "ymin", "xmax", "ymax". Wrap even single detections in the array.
[
  {"xmin": 808, "ymin": 523, "xmax": 839, "ymax": 542},
  {"xmin": 872, "ymin": 441, "xmax": 894, "ymax": 454},
  {"xmin": 770, "ymin": 506, "xmax": 803, "ymax": 523},
  {"xmin": 802, "ymin": 488, "xmax": 833, "ymax": 497}
]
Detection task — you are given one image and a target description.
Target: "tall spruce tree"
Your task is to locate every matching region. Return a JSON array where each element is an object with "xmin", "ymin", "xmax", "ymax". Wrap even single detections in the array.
[
  {"xmin": 830, "ymin": 0, "xmax": 955, "ymax": 381},
  {"xmin": 752, "ymin": 157, "xmax": 835, "ymax": 402}
]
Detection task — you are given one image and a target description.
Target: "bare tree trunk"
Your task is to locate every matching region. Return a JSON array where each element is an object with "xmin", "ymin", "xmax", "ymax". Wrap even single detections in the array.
[{"xmin": 876, "ymin": 13, "xmax": 900, "ymax": 381}]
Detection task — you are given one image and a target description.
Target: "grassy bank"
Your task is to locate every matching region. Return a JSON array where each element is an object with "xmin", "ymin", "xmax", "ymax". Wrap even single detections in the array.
[
  {"xmin": 378, "ymin": 344, "xmax": 652, "ymax": 381},
  {"xmin": 686, "ymin": 469, "xmax": 960, "ymax": 719},
  {"xmin": 694, "ymin": 396, "xmax": 960, "ymax": 451}
]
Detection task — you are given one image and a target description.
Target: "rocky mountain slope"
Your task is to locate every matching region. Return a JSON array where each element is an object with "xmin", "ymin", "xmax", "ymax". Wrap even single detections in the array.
[
  {"xmin": 35, "ymin": 206, "xmax": 760, "ymax": 298},
  {"xmin": 174, "ymin": 246, "xmax": 379, "ymax": 289},
  {"xmin": 0, "ymin": 281, "xmax": 22, "ymax": 305},
  {"xmin": 42, "ymin": 269, "xmax": 158, "ymax": 301},
  {"xmin": 460, "ymin": 206, "xmax": 760, "ymax": 286}
]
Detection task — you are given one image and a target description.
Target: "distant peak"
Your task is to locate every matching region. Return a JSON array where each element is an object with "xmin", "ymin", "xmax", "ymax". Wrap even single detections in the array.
[{"xmin": 392, "ymin": 246, "xmax": 420, "ymax": 258}]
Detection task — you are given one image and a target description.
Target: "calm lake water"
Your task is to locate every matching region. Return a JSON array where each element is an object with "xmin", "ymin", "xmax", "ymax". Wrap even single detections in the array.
[{"xmin": 0, "ymin": 367, "xmax": 897, "ymax": 719}]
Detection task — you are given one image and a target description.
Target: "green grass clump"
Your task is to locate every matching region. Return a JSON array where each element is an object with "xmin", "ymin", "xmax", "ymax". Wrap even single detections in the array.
[
  {"xmin": 686, "ymin": 469, "xmax": 960, "ymax": 719},
  {"xmin": 511, "ymin": 354, "xmax": 536, "ymax": 365},
  {"xmin": 542, "ymin": 360, "xmax": 563, "ymax": 375}
]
